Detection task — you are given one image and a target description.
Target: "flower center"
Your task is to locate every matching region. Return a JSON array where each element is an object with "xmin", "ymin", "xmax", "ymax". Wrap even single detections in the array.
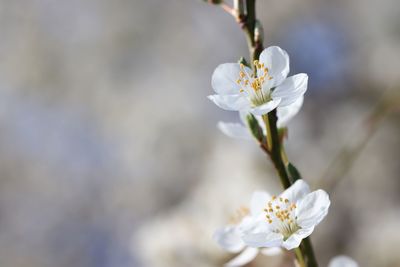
[
  {"xmin": 236, "ymin": 61, "xmax": 273, "ymax": 106},
  {"xmin": 263, "ymin": 195, "xmax": 300, "ymax": 240}
]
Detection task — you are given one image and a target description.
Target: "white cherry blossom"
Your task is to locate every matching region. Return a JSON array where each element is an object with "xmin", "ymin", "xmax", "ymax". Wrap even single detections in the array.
[
  {"xmin": 239, "ymin": 180, "xmax": 330, "ymax": 250},
  {"xmin": 217, "ymin": 96, "xmax": 304, "ymax": 140},
  {"xmin": 208, "ymin": 46, "xmax": 308, "ymax": 115},
  {"xmin": 328, "ymin": 255, "xmax": 359, "ymax": 267},
  {"xmin": 213, "ymin": 206, "xmax": 281, "ymax": 267}
]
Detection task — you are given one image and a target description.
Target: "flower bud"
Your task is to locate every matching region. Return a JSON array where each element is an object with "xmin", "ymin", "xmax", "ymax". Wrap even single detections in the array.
[{"xmin": 246, "ymin": 114, "xmax": 263, "ymax": 142}]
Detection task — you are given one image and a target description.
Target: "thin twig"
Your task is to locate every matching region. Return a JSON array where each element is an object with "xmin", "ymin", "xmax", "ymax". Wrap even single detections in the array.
[
  {"xmin": 319, "ymin": 87, "xmax": 400, "ymax": 192},
  {"xmin": 220, "ymin": 2, "xmax": 236, "ymax": 17}
]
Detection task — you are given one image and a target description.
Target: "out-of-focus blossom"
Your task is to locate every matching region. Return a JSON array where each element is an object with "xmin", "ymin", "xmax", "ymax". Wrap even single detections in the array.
[
  {"xmin": 328, "ymin": 255, "xmax": 359, "ymax": 267},
  {"xmin": 208, "ymin": 46, "xmax": 308, "ymax": 115},
  {"xmin": 217, "ymin": 96, "xmax": 304, "ymax": 140},
  {"xmin": 214, "ymin": 206, "xmax": 281, "ymax": 266},
  {"xmin": 240, "ymin": 180, "xmax": 330, "ymax": 250}
]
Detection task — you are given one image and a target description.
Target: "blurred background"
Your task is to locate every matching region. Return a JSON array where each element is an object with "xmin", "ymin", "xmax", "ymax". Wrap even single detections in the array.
[{"xmin": 0, "ymin": 0, "xmax": 399, "ymax": 266}]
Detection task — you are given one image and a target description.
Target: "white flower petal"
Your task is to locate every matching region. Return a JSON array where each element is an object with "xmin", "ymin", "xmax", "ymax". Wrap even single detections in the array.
[
  {"xmin": 279, "ymin": 179, "xmax": 311, "ymax": 203},
  {"xmin": 261, "ymin": 78, "xmax": 275, "ymax": 95},
  {"xmin": 236, "ymin": 216, "xmax": 256, "ymax": 235},
  {"xmin": 224, "ymin": 247, "xmax": 259, "ymax": 267},
  {"xmin": 296, "ymin": 190, "xmax": 330, "ymax": 229},
  {"xmin": 240, "ymin": 218, "xmax": 283, "ymax": 248},
  {"xmin": 271, "ymin": 74, "xmax": 308, "ymax": 99},
  {"xmin": 217, "ymin": 122, "xmax": 251, "ymax": 140},
  {"xmin": 260, "ymin": 247, "xmax": 282, "ymax": 256},
  {"xmin": 213, "ymin": 226, "xmax": 246, "ymax": 253},
  {"xmin": 328, "ymin": 256, "xmax": 359, "ymax": 267},
  {"xmin": 272, "ymin": 74, "xmax": 308, "ymax": 107},
  {"xmin": 208, "ymin": 94, "xmax": 250, "ymax": 111},
  {"xmin": 242, "ymin": 231, "xmax": 283, "ymax": 248},
  {"xmin": 249, "ymin": 98, "xmax": 281, "ymax": 115},
  {"xmin": 250, "ymin": 191, "xmax": 272, "ymax": 216},
  {"xmin": 259, "ymin": 46, "xmax": 290, "ymax": 87},
  {"xmin": 281, "ymin": 227, "xmax": 314, "ymax": 250},
  {"xmin": 276, "ymin": 95, "xmax": 304, "ymax": 128},
  {"xmin": 212, "ymin": 63, "xmax": 252, "ymax": 95}
]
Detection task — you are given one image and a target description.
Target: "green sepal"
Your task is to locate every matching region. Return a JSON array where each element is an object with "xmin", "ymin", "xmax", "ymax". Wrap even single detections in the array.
[
  {"xmin": 246, "ymin": 113, "xmax": 264, "ymax": 142},
  {"xmin": 238, "ymin": 57, "xmax": 250, "ymax": 68}
]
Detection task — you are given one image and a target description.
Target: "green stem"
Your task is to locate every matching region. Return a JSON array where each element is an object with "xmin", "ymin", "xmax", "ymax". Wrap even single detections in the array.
[
  {"xmin": 300, "ymin": 238, "xmax": 318, "ymax": 267},
  {"xmin": 262, "ymin": 112, "xmax": 291, "ymax": 189},
  {"xmin": 244, "ymin": 1, "xmax": 255, "ymax": 39},
  {"xmin": 295, "ymin": 247, "xmax": 306, "ymax": 267},
  {"xmin": 245, "ymin": 0, "xmax": 256, "ymax": 32},
  {"xmin": 242, "ymin": 0, "xmax": 263, "ymax": 69},
  {"xmin": 243, "ymin": 2, "xmax": 319, "ymax": 266},
  {"xmin": 262, "ymin": 114, "xmax": 273, "ymax": 151}
]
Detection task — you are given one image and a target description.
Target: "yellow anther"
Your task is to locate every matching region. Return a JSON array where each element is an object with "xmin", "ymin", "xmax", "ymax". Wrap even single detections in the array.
[
  {"xmin": 275, "ymin": 206, "xmax": 280, "ymax": 209},
  {"xmin": 284, "ymin": 199, "xmax": 289, "ymax": 203},
  {"xmin": 239, "ymin": 89, "xmax": 244, "ymax": 93},
  {"xmin": 269, "ymin": 208, "xmax": 273, "ymax": 212},
  {"xmin": 268, "ymin": 220, "xmax": 272, "ymax": 224},
  {"xmin": 279, "ymin": 197, "xmax": 283, "ymax": 202},
  {"xmin": 239, "ymin": 71, "xmax": 245, "ymax": 78},
  {"xmin": 236, "ymin": 79, "xmax": 241, "ymax": 84},
  {"xmin": 272, "ymin": 195, "xmax": 277, "ymax": 200}
]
